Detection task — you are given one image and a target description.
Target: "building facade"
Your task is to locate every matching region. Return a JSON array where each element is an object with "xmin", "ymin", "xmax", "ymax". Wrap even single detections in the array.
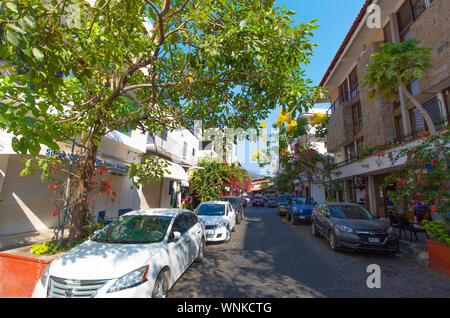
[{"xmin": 320, "ymin": 0, "xmax": 449, "ymax": 218}]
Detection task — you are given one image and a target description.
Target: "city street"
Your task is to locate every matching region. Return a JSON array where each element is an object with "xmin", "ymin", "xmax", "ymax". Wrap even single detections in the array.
[{"xmin": 170, "ymin": 205, "xmax": 450, "ymax": 298}]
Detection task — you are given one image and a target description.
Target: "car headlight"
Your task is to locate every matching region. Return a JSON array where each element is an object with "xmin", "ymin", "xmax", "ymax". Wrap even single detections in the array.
[
  {"xmin": 107, "ymin": 265, "xmax": 149, "ymax": 293},
  {"xmin": 40, "ymin": 265, "xmax": 50, "ymax": 286},
  {"xmin": 336, "ymin": 224, "xmax": 355, "ymax": 233}
]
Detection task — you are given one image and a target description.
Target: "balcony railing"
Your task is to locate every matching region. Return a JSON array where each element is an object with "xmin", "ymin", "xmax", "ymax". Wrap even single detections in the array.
[{"xmin": 335, "ymin": 116, "xmax": 449, "ymax": 168}]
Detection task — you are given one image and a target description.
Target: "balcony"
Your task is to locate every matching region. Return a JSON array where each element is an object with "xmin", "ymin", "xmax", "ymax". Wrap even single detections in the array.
[{"xmin": 335, "ymin": 116, "xmax": 448, "ymax": 169}]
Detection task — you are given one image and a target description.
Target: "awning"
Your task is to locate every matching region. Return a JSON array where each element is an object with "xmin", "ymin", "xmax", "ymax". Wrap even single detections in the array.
[{"xmin": 164, "ymin": 161, "xmax": 189, "ymax": 181}]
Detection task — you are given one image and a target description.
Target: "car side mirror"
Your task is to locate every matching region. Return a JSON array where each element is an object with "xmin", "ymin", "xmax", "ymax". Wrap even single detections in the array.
[{"xmin": 170, "ymin": 231, "xmax": 181, "ymax": 242}]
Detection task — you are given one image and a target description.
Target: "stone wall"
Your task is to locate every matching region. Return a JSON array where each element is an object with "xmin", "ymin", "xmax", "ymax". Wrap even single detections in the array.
[
  {"xmin": 410, "ymin": 0, "xmax": 449, "ymax": 93},
  {"xmin": 358, "ymin": 41, "xmax": 397, "ymax": 146}
]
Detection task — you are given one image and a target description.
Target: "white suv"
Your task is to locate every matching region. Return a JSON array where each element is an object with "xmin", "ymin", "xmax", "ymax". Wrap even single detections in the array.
[{"xmin": 195, "ymin": 201, "xmax": 236, "ymax": 243}]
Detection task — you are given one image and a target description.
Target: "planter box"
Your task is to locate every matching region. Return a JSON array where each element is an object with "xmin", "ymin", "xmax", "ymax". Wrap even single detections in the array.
[
  {"xmin": 426, "ymin": 240, "xmax": 450, "ymax": 277},
  {"xmin": 0, "ymin": 248, "xmax": 60, "ymax": 297}
]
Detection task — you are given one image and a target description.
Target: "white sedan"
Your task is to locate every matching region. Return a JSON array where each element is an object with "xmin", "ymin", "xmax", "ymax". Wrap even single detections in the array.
[
  {"xmin": 195, "ymin": 201, "xmax": 236, "ymax": 243},
  {"xmin": 32, "ymin": 209, "xmax": 205, "ymax": 298}
]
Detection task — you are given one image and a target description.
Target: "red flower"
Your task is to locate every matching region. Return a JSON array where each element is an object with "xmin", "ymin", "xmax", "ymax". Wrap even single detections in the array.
[
  {"xmin": 88, "ymin": 198, "xmax": 93, "ymax": 203},
  {"xmin": 111, "ymin": 190, "xmax": 117, "ymax": 196},
  {"xmin": 52, "ymin": 210, "xmax": 59, "ymax": 216},
  {"xmin": 48, "ymin": 185, "xmax": 57, "ymax": 189}
]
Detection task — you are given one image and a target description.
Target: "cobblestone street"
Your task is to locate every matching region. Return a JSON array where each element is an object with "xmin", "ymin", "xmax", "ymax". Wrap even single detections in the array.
[{"xmin": 170, "ymin": 205, "xmax": 450, "ymax": 298}]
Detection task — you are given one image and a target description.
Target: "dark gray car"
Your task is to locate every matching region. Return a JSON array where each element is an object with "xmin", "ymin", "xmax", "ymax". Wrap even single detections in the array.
[{"xmin": 311, "ymin": 202, "xmax": 399, "ymax": 254}]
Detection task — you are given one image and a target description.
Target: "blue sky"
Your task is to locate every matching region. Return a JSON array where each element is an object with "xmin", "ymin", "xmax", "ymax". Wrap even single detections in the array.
[{"xmin": 238, "ymin": 0, "xmax": 365, "ymax": 176}]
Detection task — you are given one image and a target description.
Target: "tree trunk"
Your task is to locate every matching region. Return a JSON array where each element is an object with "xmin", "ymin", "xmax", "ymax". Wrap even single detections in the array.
[
  {"xmin": 398, "ymin": 78, "xmax": 437, "ymax": 135},
  {"xmin": 68, "ymin": 127, "xmax": 103, "ymax": 242}
]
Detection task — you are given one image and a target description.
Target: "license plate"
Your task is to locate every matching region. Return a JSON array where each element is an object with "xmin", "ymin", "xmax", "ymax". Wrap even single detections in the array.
[{"xmin": 368, "ymin": 237, "xmax": 380, "ymax": 243}]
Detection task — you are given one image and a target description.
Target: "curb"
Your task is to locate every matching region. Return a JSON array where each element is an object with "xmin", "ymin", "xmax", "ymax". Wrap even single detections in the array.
[{"xmin": 399, "ymin": 240, "xmax": 429, "ymax": 267}]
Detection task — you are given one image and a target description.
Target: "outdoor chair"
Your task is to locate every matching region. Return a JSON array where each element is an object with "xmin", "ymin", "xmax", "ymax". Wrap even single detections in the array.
[
  {"xmin": 396, "ymin": 214, "xmax": 429, "ymax": 242},
  {"xmin": 388, "ymin": 213, "xmax": 400, "ymax": 230}
]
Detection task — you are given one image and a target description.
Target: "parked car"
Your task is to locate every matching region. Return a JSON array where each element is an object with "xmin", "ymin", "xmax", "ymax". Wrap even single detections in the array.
[
  {"xmin": 218, "ymin": 196, "xmax": 245, "ymax": 224},
  {"xmin": 311, "ymin": 202, "xmax": 399, "ymax": 254},
  {"xmin": 277, "ymin": 194, "xmax": 291, "ymax": 216},
  {"xmin": 195, "ymin": 201, "xmax": 236, "ymax": 243},
  {"xmin": 286, "ymin": 197, "xmax": 316, "ymax": 224},
  {"xmin": 32, "ymin": 209, "xmax": 206, "ymax": 298},
  {"xmin": 252, "ymin": 194, "xmax": 265, "ymax": 207},
  {"xmin": 267, "ymin": 196, "xmax": 278, "ymax": 208}
]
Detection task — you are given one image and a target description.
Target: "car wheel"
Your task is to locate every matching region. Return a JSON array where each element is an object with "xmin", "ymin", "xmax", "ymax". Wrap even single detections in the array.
[
  {"xmin": 224, "ymin": 227, "xmax": 231, "ymax": 243},
  {"xmin": 329, "ymin": 231, "xmax": 338, "ymax": 251},
  {"xmin": 195, "ymin": 239, "xmax": 205, "ymax": 263},
  {"xmin": 311, "ymin": 222, "xmax": 319, "ymax": 237},
  {"xmin": 291, "ymin": 214, "xmax": 297, "ymax": 225},
  {"xmin": 152, "ymin": 270, "xmax": 169, "ymax": 298}
]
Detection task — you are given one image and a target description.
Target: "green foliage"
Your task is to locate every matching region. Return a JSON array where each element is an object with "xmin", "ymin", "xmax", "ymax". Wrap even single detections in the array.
[
  {"xmin": 363, "ymin": 39, "xmax": 432, "ymax": 101},
  {"xmin": 382, "ymin": 131, "xmax": 450, "ymax": 224},
  {"xmin": 1, "ymin": 0, "xmax": 323, "ymax": 240},
  {"xmin": 30, "ymin": 242, "xmax": 55, "ymax": 255},
  {"xmin": 422, "ymin": 220, "xmax": 450, "ymax": 246},
  {"xmin": 190, "ymin": 159, "xmax": 251, "ymax": 201},
  {"xmin": 127, "ymin": 156, "xmax": 170, "ymax": 188}
]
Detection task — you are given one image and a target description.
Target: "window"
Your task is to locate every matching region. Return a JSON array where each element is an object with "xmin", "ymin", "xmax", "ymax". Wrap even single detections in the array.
[
  {"xmin": 395, "ymin": 115, "xmax": 405, "ymax": 139},
  {"xmin": 352, "ymin": 102, "xmax": 362, "ymax": 135},
  {"xmin": 349, "ymin": 68, "xmax": 359, "ymax": 100},
  {"xmin": 397, "ymin": 0, "xmax": 432, "ymax": 41},
  {"xmin": 172, "ymin": 215, "xmax": 188, "ymax": 234},
  {"xmin": 407, "ymin": 79, "xmax": 420, "ymax": 97},
  {"xmin": 160, "ymin": 128, "xmax": 168, "ymax": 141},
  {"xmin": 182, "ymin": 142, "xmax": 188, "ymax": 160},
  {"xmin": 339, "ymin": 81, "xmax": 349, "ymax": 103},
  {"xmin": 356, "ymin": 137, "xmax": 365, "ymax": 155},
  {"xmin": 345, "ymin": 143, "xmax": 356, "ymax": 161},
  {"xmin": 183, "ymin": 213, "xmax": 197, "ymax": 230},
  {"xmin": 383, "ymin": 21, "xmax": 393, "ymax": 43}
]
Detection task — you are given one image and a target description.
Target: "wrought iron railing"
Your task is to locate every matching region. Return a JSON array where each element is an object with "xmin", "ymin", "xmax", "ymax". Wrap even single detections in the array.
[{"xmin": 334, "ymin": 116, "xmax": 449, "ymax": 168}]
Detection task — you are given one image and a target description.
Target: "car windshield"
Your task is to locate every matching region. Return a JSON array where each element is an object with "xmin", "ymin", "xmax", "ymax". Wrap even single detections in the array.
[
  {"xmin": 269, "ymin": 197, "xmax": 277, "ymax": 201},
  {"xmin": 197, "ymin": 203, "xmax": 225, "ymax": 216},
  {"xmin": 92, "ymin": 215, "xmax": 172, "ymax": 244},
  {"xmin": 293, "ymin": 197, "xmax": 314, "ymax": 204},
  {"xmin": 329, "ymin": 205, "xmax": 375, "ymax": 219},
  {"xmin": 279, "ymin": 196, "xmax": 290, "ymax": 202}
]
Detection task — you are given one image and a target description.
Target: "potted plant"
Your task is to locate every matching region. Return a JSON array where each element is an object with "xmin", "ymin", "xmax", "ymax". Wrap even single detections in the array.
[{"xmin": 422, "ymin": 219, "xmax": 450, "ymax": 276}]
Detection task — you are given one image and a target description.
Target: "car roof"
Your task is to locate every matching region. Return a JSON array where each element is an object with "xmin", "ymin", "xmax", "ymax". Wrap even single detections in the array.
[
  {"xmin": 199, "ymin": 201, "xmax": 229, "ymax": 205},
  {"xmin": 123, "ymin": 208, "xmax": 192, "ymax": 217}
]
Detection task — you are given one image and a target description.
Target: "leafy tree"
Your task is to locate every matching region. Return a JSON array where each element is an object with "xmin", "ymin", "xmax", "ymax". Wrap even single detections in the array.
[
  {"xmin": 0, "ymin": 0, "xmax": 323, "ymax": 242},
  {"xmin": 270, "ymin": 112, "xmax": 340, "ymax": 199},
  {"xmin": 363, "ymin": 39, "xmax": 435, "ymax": 134},
  {"xmin": 190, "ymin": 159, "xmax": 251, "ymax": 201}
]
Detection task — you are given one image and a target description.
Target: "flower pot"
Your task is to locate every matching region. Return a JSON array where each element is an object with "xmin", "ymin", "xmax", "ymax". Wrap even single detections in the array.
[
  {"xmin": 426, "ymin": 240, "xmax": 450, "ymax": 277},
  {"xmin": 0, "ymin": 248, "xmax": 60, "ymax": 297}
]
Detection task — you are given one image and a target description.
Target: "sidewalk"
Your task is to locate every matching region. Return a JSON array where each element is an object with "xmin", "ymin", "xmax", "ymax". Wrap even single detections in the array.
[
  {"xmin": 398, "ymin": 232, "xmax": 430, "ymax": 267},
  {"xmin": 0, "ymin": 228, "xmax": 69, "ymax": 253}
]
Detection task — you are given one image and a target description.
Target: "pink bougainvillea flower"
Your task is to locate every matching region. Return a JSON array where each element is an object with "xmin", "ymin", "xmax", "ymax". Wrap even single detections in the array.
[{"xmin": 52, "ymin": 210, "xmax": 59, "ymax": 216}]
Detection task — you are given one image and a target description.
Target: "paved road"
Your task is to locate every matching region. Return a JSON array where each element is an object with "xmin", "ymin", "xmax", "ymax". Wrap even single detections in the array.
[{"xmin": 170, "ymin": 205, "xmax": 450, "ymax": 298}]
